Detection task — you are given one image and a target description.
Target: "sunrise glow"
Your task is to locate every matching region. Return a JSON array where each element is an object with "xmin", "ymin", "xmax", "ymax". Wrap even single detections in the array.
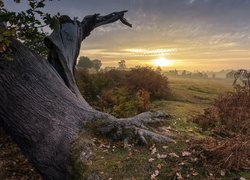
[{"xmin": 152, "ymin": 57, "xmax": 172, "ymax": 67}]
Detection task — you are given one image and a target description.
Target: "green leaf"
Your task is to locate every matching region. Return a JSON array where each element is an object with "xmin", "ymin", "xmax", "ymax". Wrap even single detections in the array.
[
  {"xmin": 49, "ymin": 17, "xmax": 59, "ymax": 30},
  {"xmin": 3, "ymin": 53, "xmax": 13, "ymax": 61},
  {"xmin": 34, "ymin": 10, "xmax": 44, "ymax": 15},
  {"xmin": 0, "ymin": 1, "xmax": 4, "ymax": 7},
  {"xmin": 29, "ymin": 1, "xmax": 35, "ymax": 9},
  {"xmin": 37, "ymin": 1, "xmax": 45, "ymax": 8}
]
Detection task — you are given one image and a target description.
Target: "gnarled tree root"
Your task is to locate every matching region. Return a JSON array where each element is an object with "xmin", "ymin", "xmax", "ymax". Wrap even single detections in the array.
[
  {"xmin": 71, "ymin": 111, "xmax": 175, "ymax": 178},
  {"xmin": 92, "ymin": 111, "xmax": 176, "ymax": 145}
]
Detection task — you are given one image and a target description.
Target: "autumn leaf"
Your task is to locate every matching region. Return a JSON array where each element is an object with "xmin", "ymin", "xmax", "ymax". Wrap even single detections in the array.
[
  {"xmin": 150, "ymin": 170, "xmax": 159, "ymax": 180},
  {"xmin": 169, "ymin": 152, "xmax": 179, "ymax": 158},
  {"xmin": 148, "ymin": 158, "xmax": 155, "ymax": 162},
  {"xmin": 181, "ymin": 151, "xmax": 191, "ymax": 157}
]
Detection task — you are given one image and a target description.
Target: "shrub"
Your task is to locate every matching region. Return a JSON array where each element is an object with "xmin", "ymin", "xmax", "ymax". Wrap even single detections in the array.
[
  {"xmin": 76, "ymin": 67, "xmax": 169, "ymax": 117},
  {"xmin": 98, "ymin": 87, "xmax": 151, "ymax": 118},
  {"xmin": 127, "ymin": 66, "xmax": 170, "ymax": 99},
  {"xmin": 194, "ymin": 87, "xmax": 250, "ymax": 136}
]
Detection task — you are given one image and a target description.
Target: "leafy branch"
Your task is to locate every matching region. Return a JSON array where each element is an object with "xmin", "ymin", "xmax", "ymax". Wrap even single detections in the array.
[{"xmin": 0, "ymin": 0, "xmax": 60, "ymax": 58}]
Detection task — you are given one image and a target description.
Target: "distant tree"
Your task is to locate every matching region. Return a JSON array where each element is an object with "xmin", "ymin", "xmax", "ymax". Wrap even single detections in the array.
[
  {"xmin": 118, "ymin": 60, "xmax": 126, "ymax": 70},
  {"xmin": 182, "ymin": 70, "xmax": 187, "ymax": 76},
  {"xmin": 92, "ymin": 59, "xmax": 102, "ymax": 72},
  {"xmin": 77, "ymin": 57, "xmax": 102, "ymax": 72},
  {"xmin": 77, "ymin": 56, "xmax": 93, "ymax": 69}
]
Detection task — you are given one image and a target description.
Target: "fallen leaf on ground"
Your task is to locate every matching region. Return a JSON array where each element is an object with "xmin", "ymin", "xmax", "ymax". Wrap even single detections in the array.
[
  {"xmin": 162, "ymin": 146, "xmax": 168, "ymax": 149},
  {"xmin": 182, "ymin": 151, "xmax": 191, "ymax": 157},
  {"xmin": 157, "ymin": 164, "xmax": 163, "ymax": 170},
  {"xmin": 157, "ymin": 153, "xmax": 167, "ymax": 159},
  {"xmin": 151, "ymin": 170, "xmax": 159, "ymax": 180},
  {"xmin": 169, "ymin": 152, "xmax": 180, "ymax": 158},
  {"xmin": 220, "ymin": 170, "xmax": 226, "ymax": 176},
  {"xmin": 148, "ymin": 158, "xmax": 155, "ymax": 162},
  {"xmin": 151, "ymin": 147, "xmax": 157, "ymax": 155},
  {"xmin": 176, "ymin": 172, "xmax": 184, "ymax": 180},
  {"xmin": 191, "ymin": 172, "xmax": 199, "ymax": 176},
  {"xmin": 99, "ymin": 144, "xmax": 110, "ymax": 149},
  {"xmin": 179, "ymin": 162, "xmax": 185, "ymax": 166}
]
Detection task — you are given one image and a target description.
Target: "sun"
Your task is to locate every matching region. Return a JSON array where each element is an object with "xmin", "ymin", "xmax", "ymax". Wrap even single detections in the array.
[{"xmin": 152, "ymin": 57, "xmax": 172, "ymax": 67}]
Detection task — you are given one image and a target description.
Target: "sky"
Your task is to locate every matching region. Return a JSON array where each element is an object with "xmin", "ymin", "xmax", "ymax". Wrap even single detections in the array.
[{"xmin": 4, "ymin": 0, "xmax": 250, "ymax": 71}]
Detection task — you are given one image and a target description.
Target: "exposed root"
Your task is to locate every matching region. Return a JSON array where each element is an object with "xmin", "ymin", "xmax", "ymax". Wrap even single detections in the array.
[
  {"xmin": 95, "ymin": 111, "xmax": 175, "ymax": 145},
  {"xmin": 136, "ymin": 128, "xmax": 176, "ymax": 144}
]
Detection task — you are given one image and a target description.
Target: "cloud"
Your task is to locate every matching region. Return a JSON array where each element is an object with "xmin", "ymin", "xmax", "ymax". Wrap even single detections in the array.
[{"xmin": 188, "ymin": 0, "xmax": 197, "ymax": 4}]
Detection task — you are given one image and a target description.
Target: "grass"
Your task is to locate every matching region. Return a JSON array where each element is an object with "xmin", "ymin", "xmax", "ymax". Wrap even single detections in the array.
[
  {"xmin": 154, "ymin": 76, "xmax": 232, "ymax": 135},
  {"xmin": 85, "ymin": 137, "xmax": 201, "ymax": 179},
  {"xmin": 168, "ymin": 76, "xmax": 232, "ymax": 103},
  {"xmin": 87, "ymin": 141, "xmax": 153, "ymax": 179}
]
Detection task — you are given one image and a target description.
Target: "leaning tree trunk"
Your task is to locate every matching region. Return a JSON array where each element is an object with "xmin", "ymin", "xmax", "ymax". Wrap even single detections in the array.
[{"xmin": 0, "ymin": 12, "xmax": 174, "ymax": 180}]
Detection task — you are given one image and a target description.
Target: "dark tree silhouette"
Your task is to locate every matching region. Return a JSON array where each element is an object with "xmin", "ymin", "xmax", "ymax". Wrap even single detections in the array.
[
  {"xmin": 77, "ymin": 56, "xmax": 93, "ymax": 69},
  {"xmin": 0, "ymin": 11, "xmax": 174, "ymax": 179},
  {"xmin": 77, "ymin": 57, "xmax": 102, "ymax": 72},
  {"xmin": 118, "ymin": 59, "xmax": 126, "ymax": 70},
  {"xmin": 92, "ymin": 59, "xmax": 102, "ymax": 72}
]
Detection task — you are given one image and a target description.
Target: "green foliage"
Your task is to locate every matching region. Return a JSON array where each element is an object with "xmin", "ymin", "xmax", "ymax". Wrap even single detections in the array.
[
  {"xmin": 99, "ymin": 87, "xmax": 151, "ymax": 118},
  {"xmin": 0, "ymin": 26, "xmax": 14, "ymax": 60},
  {"xmin": 76, "ymin": 67, "xmax": 170, "ymax": 118},
  {"xmin": 0, "ymin": 0, "xmax": 60, "ymax": 57}
]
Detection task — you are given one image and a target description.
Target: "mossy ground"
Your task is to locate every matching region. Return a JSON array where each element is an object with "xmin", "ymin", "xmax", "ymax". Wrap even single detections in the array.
[{"xmin": 1, "ymin": 76, "xmax": 249, "ymax": 179}]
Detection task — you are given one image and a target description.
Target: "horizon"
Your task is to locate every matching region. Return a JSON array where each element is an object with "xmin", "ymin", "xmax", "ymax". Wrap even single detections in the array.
[{"xmin": 4, "ymin": 0, "xmax": 250, "ymax": 71}]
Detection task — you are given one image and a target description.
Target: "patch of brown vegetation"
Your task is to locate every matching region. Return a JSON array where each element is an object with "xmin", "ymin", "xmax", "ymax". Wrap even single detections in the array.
[
  {"xmin": 191, "ymin": 135, "xmax": 250, "ymax": 174},
  {"xmin": 194, "ymin": 87, "xmax": 250, "ymax": 135},
  {"xmin": 192, "ymin": 86, "xmax": 250, "ymax": 176}
]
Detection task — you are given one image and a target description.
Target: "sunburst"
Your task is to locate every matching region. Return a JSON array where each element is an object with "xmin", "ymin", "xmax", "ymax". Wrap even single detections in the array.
[{"xmin": 152, "ymin": 57, "xmax": 172, "ymax": 67}]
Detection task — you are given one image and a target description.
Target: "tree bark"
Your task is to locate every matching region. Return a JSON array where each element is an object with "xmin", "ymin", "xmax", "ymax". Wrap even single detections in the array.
[{"xmin": 0, "ymin": 12, "xmax": 173, "ymax": 180}]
